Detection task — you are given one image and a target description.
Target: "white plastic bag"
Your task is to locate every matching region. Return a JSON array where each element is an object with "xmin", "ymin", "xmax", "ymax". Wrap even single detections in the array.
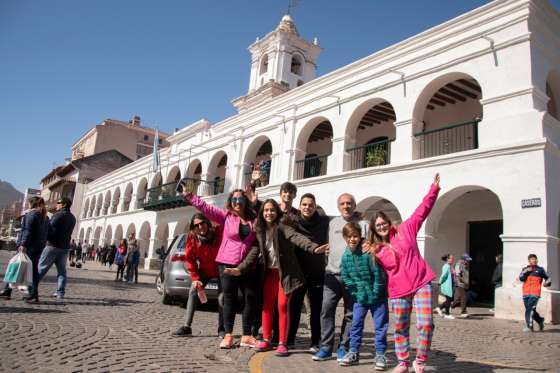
[{"xmin": 3, "ymin": 252, "xmax": 32, "ymax": 286}]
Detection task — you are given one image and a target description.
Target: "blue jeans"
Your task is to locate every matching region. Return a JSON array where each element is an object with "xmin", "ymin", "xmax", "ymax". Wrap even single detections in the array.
[
  {"xmin": 349, "ymin": 301, "xmax": 389, "ymax": 354},
  {"xmin": 37, "ymin": 246, "xmax": 68, "ymax": 295},
  {"xmin": 523, "ymin": 296, "xmax": 543, "ymax": 328}
]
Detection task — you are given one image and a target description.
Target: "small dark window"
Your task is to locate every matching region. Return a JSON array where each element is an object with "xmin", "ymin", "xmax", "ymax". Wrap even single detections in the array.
[
  {"xmin": 158, "ymin": 139, "xmax": 162, "ymax": 144},
  {"xmin": 291, "ymin": 55, "xmax": 302, "ymax": 75},
  {"xmin": 144, "ymin": 135, "xmax": 149, "ymax": 141}
]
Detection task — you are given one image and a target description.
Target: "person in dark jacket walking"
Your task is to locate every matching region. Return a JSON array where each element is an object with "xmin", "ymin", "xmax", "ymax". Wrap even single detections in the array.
[
  {"xmin": 225, "ymin": 199, "xmax": 328, "ymax": 356},
  {"xmin": 0, "ymin": 197, "xmax": 49, "ymax": 302},
  {"xmin": 519, "ymin": 254, "xmax": 551, "ymax": 332},
  {"xmin": 287, "ymin": 193, "xmax": 330, "ymax": 350},
  {"xmin": 36, "ymin": 197, "xmax": 76, "ymax": 299}
]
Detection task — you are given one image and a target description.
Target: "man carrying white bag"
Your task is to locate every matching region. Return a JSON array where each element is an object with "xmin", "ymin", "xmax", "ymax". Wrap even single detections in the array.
[{"xmin": 3, "ymin": 252, "xmax": 33, "ymax": 288}]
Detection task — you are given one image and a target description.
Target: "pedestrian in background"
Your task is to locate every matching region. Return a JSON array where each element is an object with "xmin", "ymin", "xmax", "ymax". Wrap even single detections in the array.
[
  {"xmin": 36, "ymin": 197, "xmax": 76, "ymax": 299},
  {"xmin": 452, "ymin": 253, "xmax": 471, "ymax": 318},
  {"xmin": 107, "ymin": 244, "xmax": 116, "ymax": 269},
  {"xmin": 114, "ymin": 239, "xmax": 127, "ymax": 281},
  {"xmin": 126, "ymin": 235, "xmax": 140, "ymax": 284},
  {"xmin": 435, "ymin": 254, "xmax": 455, "ymax": 319}
]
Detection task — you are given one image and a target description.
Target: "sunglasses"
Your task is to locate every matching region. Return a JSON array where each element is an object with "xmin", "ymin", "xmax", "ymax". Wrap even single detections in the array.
[
  {"xmin": 193, "ymin": 222, "xmax": 207, "ymax": 228},
  {"xmin": 230, "ymin": 196, "xmax": 246, "ymax": 204}
]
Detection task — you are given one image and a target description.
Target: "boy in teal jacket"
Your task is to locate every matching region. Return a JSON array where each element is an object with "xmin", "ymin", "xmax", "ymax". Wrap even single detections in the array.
[{"xmin": 340, "ymin": 222, "xmax": 389, "ymax": 370}]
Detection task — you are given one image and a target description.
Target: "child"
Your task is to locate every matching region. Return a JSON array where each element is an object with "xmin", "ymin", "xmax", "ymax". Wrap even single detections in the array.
[
  {"xmin": 340, "ymin": 222, "xmax": 388, "ymax": 370},
  {"xmin": 519, "ymin": 254, "xmax": 551, "ymax": 332}
]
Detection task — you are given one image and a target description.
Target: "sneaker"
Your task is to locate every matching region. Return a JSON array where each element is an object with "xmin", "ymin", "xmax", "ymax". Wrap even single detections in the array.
[
  {"xmin": 0, "ymin": 289, "xmax": 12, "ymax": 299},
  {"xmin": 172, "ymin": 326, "xmax": 192, "ymax": 337},
  {"xmin": 444, "ymin": 314, "xmax": 455, "ymax": 320},
  {"xmin": 309, "ymin": 345, "xmax": 320, "ymax": 354},
  {"xmin": 256, "ymin": 340, "xmax": 272, "ymax": 352},
  {"xmin": 413, "ymin": 359, "xmax": 425, "ymax": 373},
  {"xmin": 219, "ymin": 333, "xmax": 234, "ymax": 349},
  {"xmin": 375, "ymin": 354, "xmax": 387, "ymax": 371},
  {"xmin": 522, "ymin": 326, "xmax": 533, "ymax": 332},
  {"xmin": 339, "ymin": 350, "xmax": 359, "ymax": 366},
  {"xmin": 336, "ymin": 347, "xmax": 347, "ymax": 362},
  {"xmin": 391, "ymin": 362, "xmax": 409, "ymax": 373},
  {"xmin": 434, "ymin": 307, "xmax": 443, "ymax": 317},
  {"xmin": 240, "ymin": 335, "xmax": 258, "ymax": 348},
  {"xmin": 489, "ymin": 308, "xmax": 495, "ymax": 313},
  {"xmin": 312, "ymin": 346, "xmax": 333, "ymax": 361},
  {"xmin": 276, "ymin": 344, "xmax": 289, "ymax": 356},
  {"xmin": 51, "ymin": 291, "xmax": 60, "ymax": 298},
  {"xmin": 460, "ymin": 313, "xmax": 469, "ymax": 318},
  {"xmin": 538, "ymin": 319, "xmax": 545, "ymax": 331},
  {"xmin": 218, "ymin": 330, "xmax": 226, "ymax": 338},
  {"xmin": 56, "ymin": 293, "xmax": 64, "ymax": 300}
]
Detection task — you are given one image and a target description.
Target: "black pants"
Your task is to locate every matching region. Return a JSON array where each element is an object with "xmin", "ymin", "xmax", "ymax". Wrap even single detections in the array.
[
  {"xmin": 126, "ymin": 263, "xmax": 139, "ymax": 283},
  {"xmin": 288, "ymin": 275, "xmax": 324, "ymax": 346},
  {"xmin": 218, "ymin": 264, "xmax": 257, "ymax": 335},
  {"xmin": 27, "ymin": 250, "xmax": 42, "ymax": 298},
  {"xmin": 438, "ymin": 295, "xmax": 453, "ymax": 315},
  {"xmin": 116, "ymin": 264, "xmax": 125, "ymax": 280},
  {"xmin": 523, "ymin": 296, "xmax": 543, "ymax": 329}
]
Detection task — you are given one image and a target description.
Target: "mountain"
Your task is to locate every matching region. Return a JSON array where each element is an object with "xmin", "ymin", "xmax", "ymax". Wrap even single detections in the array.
[{"xmin": 0, "ymin": 180, "xmax": 24, "ymax": 209}]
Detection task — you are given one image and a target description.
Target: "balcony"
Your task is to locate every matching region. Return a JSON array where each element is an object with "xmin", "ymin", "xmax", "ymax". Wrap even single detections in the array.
[
  {"xmin": 143, "ymin": 178, "xmax": 224, "ymax": 211},
  {"xmin": 295, "ymin": 154, "xmax": 329, "ymax": 179},
  {"xmin": 346, "ymin": 139, "xmax": 391, "ymax": 170},
  {"xmin": 414, "ymin": 120, "xmax": 479, "ymax": 159}
]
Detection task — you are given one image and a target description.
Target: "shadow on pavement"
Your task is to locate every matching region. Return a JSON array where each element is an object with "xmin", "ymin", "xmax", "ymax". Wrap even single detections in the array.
[
  {"xmin": 41, "ymin": 274, "xmax": 156, "ymax": 290},
  {"xmin": 37, "ymin": 297, "xmax": 150, "ymax": 307},
  {"xmin": 0, "ymin": 306, "xmax": 68, "ymax": 314}
]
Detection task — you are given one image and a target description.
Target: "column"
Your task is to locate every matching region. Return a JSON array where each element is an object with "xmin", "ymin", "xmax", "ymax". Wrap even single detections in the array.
[
  {"xmin": 328, "ymin": 136, "xmax": 346, "ymax": 175},
  {"xmin": 391, "ymin": 119, "xmax": 413, "ymax": 163}
]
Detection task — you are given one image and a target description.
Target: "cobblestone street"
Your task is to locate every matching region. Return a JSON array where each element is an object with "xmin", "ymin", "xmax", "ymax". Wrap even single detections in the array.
[{"xmin": 1, "ymin": 250, "xmax": 559, "ymax": 373}]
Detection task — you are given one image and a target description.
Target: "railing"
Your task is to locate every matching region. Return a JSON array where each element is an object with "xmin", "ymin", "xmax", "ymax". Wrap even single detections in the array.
[
  {"xmin": 346, "ymin": 139, "xmax": 391, "ymax": 170},
  {"xmin": 294, "ymin": 154, "xmax": 329, "ymax": 179},
  {"xmin": 143, "ymin": 178, "xmax": 225, "ymax": 210},
  {"xmin": 212, "ymin": 178, "xmax": 225, "ymax": 195},
  {"xmin": 414, "ymin": 120, "xmax": 479, "ymax": 159}
]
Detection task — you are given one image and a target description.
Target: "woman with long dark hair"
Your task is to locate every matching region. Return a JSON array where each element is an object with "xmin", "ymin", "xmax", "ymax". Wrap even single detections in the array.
[
  {"xmin": 225, "ymin": 199, "xmax": 327, "ymax": 355},
  {"xmin": 364, "ymin": 174, "xmax": 440, "ymax": 373},
  {"xmin": 182, "ymin": 186, "xmax": 259, "ymax": 349},
  {"xmin": 435, "ymin": 254, "xmax": 455, "ymax": 319},
  {"xmin": 172, "ymin": 213, "xmax": 224, "ymax": 337}
]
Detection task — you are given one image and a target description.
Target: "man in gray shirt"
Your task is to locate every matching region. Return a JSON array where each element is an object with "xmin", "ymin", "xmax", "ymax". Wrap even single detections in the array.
[{"xmin": 313, "ymin": 193, "xmax": 368, "ymax": 362}]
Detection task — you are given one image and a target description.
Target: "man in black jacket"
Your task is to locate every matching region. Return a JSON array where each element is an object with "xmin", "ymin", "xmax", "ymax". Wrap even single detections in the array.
[{"xmin": 37, "ymin": 197, "xmax": 76, "ymax": 299}]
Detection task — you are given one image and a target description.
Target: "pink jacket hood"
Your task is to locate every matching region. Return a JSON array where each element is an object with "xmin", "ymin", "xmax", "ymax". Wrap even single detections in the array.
[
  {"xmin": 185, "ymin": 193, "xmax": 256, "ymax": 266},
  {"xmin": 375, "ymin": 183, "xmax": 440, "ymax": 298}
]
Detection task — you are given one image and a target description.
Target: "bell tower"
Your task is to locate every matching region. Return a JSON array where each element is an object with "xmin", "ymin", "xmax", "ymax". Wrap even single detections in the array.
[{"xmin": 232, "ymin": 15, "xmax": 323, "ymax": 112}]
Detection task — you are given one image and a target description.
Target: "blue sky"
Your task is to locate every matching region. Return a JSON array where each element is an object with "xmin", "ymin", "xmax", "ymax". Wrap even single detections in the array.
[{"xmin": 1, "ymin": 0, "xmax": 558, "ymax": 192}]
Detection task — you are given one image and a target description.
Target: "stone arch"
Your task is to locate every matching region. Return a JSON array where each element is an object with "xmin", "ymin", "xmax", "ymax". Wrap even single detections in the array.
[
  {"xmin": 103, "ymin": 190, "xmax": 112, "ymax": 215},
  {"xmin": 412, "ymin": 72, "xmax": 483, "ymax": 159},
  {"xmin": 104, "ymin": 225, "xmax": 112, "ymax": 246},
  {"xmin": 166, "ymin": 166, "xmax": 181, "ymax": 184},
  {"xmin": 260, "ymin": 54, "xmax": 268, "ymax": 75},
  {"xmin": 125, "ymin": 223, "xmax": 136, "ymax": 243},
  {"xmin": 173, "ymin": 219, "xmax": 190, "ymax": 238},
  {"xmin": 138, "ymin": 221, "xmax": 152, "ymax": 258},
  {"xmin": 207, "ymin": 151, "xmax": 228, "ymax": 195},
  {"xmin": 122, "ymin": 182, "xmax": 134, "ymax": 212},
  {"xmin": 154, "ymin": 223, "xmax": 170, "ymax": 253},
  {"xmin": 85, "ymin": 227, "xmax": 92, "ymax": 244},
  {"xmin": 136, "ymin": 178, "xmax": 148, "ymax": 209},
  {"xmin": 150, "ymin": 172, "xmax": 163, "ymax": 188},
  {"xmin": 294, "ymin": 116, "xmax": 333, "ymax": 180},
  {"xmin": 424, "ymin": 185, "xmax": 503, "ymax": 303},
  {"xmin": 83, "ymin": 199, "xmax": 90, "ymax": 218},
  {"xmin": 95, "ymin": 193, "xmax": 103, "ymax": 216},
  {"xmin": 243, "ymin": 135, "xmax": 273, "ymax": 187},
  {"xmin": 114, "ymin": 224, "xmax": 124, "ymax": 245},
  {"xmin": 79, "ymin": 228, "xmax": 85, "ymax": 243},
  {"xmin": 356, "ymin": 196, "xmax": 403, "ymax": 225},
  {"xmin": 546, "ymin": 70, "xmax": 560, "ymax": 121},
  {"xmin": 111, "ymin": 187, "xmax": 121, "ymax": 214},
  {"xmin": 89, "ymin": 196, "xmax": 96, "ymax": 218},
  {"xmin": 344, "ymin": 98, "xmax": 396, "ymax": 170},
  {"xmin": 93, "ymin": 226, "xmax": 102, "ymax": 247}
]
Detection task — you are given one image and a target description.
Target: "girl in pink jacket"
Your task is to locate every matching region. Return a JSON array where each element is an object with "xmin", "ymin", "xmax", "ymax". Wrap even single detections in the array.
[
  {"xmin": 365, "ymin": 174, "xmax": 440, "ymax": 373},
  {"xmin": 183, "ymin": 187, "xmax": 259, "ymax": 350}
]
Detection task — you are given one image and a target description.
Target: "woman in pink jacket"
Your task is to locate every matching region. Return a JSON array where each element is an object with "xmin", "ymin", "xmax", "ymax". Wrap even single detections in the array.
[
  {"xmin": 364, "ymin": 174, "xmax": 440, "ymax": 373},
  {"xmin": 182, "ymin": 187, "xmax": 259, "ymax": 349}
]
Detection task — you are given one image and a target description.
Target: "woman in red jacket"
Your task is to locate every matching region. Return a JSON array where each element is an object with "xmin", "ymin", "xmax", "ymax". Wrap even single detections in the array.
[{"xmin": 172, "ymin": 213, "xmax": 224, "ymax": 337}]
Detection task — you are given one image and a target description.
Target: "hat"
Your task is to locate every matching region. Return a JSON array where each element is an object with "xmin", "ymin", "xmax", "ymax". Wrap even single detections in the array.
[{"xmin": 461, "ymin": 253, "xmax": 472, "ymax": 261}]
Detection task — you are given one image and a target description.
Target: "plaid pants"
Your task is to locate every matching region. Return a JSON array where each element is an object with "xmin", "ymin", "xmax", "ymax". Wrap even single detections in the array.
[{"xmin": 390, "ymin": 283, "xmax": 434, "ymax": 364}]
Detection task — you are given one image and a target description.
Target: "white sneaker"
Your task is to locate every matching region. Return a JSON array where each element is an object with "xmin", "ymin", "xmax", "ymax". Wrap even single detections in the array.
[
  {"xmin": 489, "ymin": 309, "xmax": 495, "ymax": 313},
  {"xmin": 460, "ymin": 313, "xmax": 469, "ymax": 318},
  {"xmin": 434, "ymin": 307, "xmax": 443, "ymax": 317},
  {"xmin": 444, "ymin": 314, "xmax": 455, "ymax": 319}
]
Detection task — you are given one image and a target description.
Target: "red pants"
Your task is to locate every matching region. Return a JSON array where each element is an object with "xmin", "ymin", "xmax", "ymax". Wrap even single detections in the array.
[{"xmin": 262, "ymin": 268, "xmax": 290, "ymax": 343}]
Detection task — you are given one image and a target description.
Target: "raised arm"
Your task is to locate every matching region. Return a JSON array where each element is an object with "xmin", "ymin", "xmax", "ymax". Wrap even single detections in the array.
[
  {"xmin": 280, "ymin": 224, "xmax": 326, "ymax": 254},
  {"xmin": 183, "ymin": 192, "xmax": 227, "ymax": 225},
  {"xmin": 399, "ymin": 174, "xmax": 441, "ymax": 238},
  {"xmin": 235, "ymin": 244, "xmax": 260, "ymax": 274}
]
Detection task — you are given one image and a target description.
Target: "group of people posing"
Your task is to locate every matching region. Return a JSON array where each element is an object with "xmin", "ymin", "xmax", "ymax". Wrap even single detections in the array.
[{"xmin": 171, "ymin": 173, "xmax": 442, "ymax": 373}]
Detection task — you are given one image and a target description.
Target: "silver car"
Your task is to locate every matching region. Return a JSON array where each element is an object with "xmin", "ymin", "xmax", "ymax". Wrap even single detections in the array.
[{"xmin": 155, "ymin": 233, "xmax": 220, "ymax": 305}]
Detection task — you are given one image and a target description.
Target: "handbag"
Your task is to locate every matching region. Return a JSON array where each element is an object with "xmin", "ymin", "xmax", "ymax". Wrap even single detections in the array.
[{"xmin": 3, "ymin": 252, "xmax": 33, "ymax": 285}]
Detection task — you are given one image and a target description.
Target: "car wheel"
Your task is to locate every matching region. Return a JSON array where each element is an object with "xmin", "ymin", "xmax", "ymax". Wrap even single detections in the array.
[{"xmin": 161, "ymin": 281, "xmax": 173, "ymax": 305}]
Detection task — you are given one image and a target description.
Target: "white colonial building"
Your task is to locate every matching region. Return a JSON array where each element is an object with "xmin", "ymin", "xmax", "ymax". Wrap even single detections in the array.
[{"xmin": 76, "ymin": 0, "xmax": 560, "ymax": 323}]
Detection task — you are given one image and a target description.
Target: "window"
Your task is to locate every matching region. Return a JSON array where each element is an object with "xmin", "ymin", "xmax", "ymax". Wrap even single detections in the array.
[
  {"xmin": 144, "ymin": 135, "xmax": 149, "ymax": 141},
  {"xmin": 291, "ymin": 55, "xmax": 302, "ymax": 75},
  {"xmin": 260, "ymin": 55, "xmax": 268, "ymax": 75}
]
